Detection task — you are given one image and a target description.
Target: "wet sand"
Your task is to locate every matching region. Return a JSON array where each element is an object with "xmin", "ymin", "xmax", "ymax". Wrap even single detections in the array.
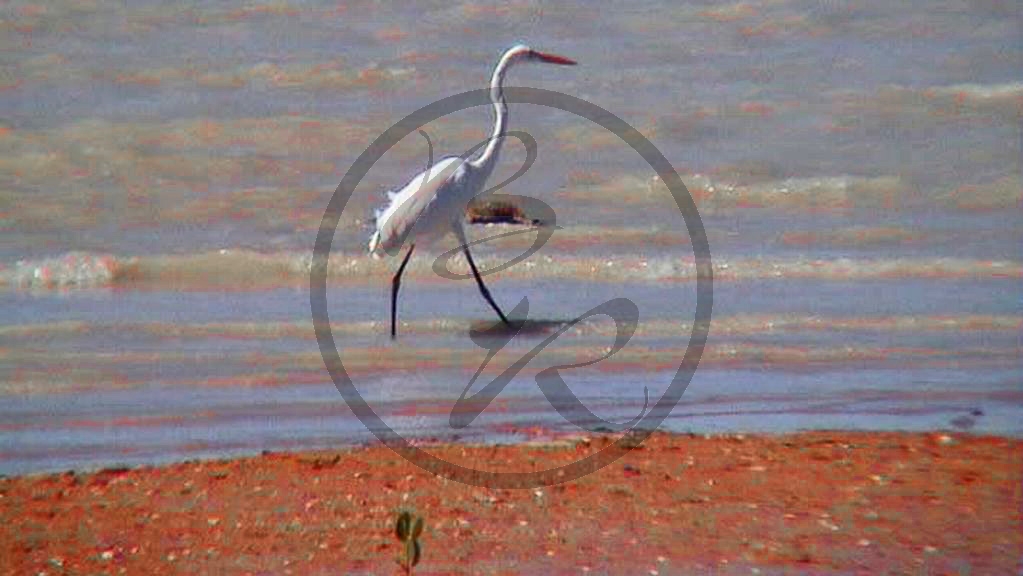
[{"xmin": 2, "ymin": 430, "xmax": 1019, "ymax": 575}]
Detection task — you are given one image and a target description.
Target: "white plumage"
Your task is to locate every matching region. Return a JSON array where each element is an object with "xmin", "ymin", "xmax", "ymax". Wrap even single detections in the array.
[{"xmin": 368, "ymin": 156, "xmax": 468, "ymax": 257}]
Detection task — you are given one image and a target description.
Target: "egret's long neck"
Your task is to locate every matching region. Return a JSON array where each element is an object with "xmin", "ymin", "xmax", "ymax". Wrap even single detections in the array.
[{"xmin": 473, "ymin": 56, "xmax": 511, "ymax": 174}]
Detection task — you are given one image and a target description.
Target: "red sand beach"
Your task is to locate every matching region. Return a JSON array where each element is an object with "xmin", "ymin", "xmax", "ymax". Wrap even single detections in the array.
[{"xmin": 2, "ymin": 431, "xmax": 1020, "ymax": 575}]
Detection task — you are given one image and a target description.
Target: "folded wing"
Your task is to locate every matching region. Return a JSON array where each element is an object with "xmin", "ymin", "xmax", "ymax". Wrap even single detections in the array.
[{"xmin": 368, "ymin": 156, "xmax": 467, "ymax": 257}]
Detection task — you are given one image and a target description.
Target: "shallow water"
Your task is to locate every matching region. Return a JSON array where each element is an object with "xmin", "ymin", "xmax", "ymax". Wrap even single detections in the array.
[{"xmin": 1, "ymin": 0, "xmax": 1020, "ymax": 475}]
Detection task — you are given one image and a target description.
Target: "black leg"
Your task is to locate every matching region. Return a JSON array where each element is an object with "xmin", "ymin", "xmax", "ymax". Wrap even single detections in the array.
[
  {"xmin": 391, "ymin": 244, "xmax": 415, "ymax": 339},
  {"xmin": 461, "ymin": 241, "xmax": 510, "ymax": 326}
]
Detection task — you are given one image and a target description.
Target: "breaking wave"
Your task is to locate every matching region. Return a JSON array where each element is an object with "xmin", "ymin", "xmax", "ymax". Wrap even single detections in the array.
[{"xmin": 2, "ymin": 249, "xmax": 1019, "ymax": 291}]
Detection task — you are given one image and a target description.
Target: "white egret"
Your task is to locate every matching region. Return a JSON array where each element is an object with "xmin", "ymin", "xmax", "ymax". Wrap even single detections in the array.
[{"xmin": 368, "ymin": 44, "xmax": 577, "ymax": 337}]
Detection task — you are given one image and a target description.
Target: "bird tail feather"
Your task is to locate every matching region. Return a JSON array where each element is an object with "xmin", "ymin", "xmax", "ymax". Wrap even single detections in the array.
[{"xmin": 368, "ymin": 229, "xmax": 383, "ymax": 259}]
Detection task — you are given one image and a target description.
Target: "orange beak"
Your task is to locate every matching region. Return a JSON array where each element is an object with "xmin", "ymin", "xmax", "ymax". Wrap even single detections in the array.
[{"xmin": 532, "ymin": 51, "xmax": 577, "ymax": 66}]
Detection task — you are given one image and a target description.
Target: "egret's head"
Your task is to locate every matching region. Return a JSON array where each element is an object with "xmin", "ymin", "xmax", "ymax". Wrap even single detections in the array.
[{"xmin": 501, "ymin": 44, "xmax": 577, "ymax": 67}]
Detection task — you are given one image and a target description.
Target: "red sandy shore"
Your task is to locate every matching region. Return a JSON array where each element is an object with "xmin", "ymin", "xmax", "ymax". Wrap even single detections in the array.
[{"xmin": 2, "ymin": 431, "xmax": 1020, "ymax": 575}]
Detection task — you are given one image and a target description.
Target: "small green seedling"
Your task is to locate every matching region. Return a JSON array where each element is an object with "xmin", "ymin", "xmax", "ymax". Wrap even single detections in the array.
[{"xmin": 394, "ymin": 511, "xmax": 424, "ymax": 575}]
